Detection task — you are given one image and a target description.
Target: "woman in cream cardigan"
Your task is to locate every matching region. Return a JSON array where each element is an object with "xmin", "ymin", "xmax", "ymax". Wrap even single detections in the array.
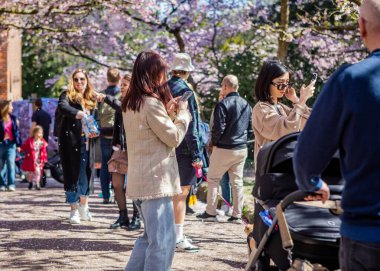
[
  {"xmin": 252, "ymin": 59, "xmax": 315, "ymax": 168},
  {"xmin": 121, "ymin": 51, "xmax": 191, "ymax": 271}
]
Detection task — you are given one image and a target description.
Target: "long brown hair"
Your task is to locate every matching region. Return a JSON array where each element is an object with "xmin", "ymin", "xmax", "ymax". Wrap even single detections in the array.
[
  {"xmin": 67, "ymin": 69, "xmax": 96, "ymax": 110},
  {"xmin": 0, "ymin": 100, "xmax": 12, "ymax": 121},
  {"xmin": 122, "ymin": 51, "xmax": 172, "ymax": 112}
]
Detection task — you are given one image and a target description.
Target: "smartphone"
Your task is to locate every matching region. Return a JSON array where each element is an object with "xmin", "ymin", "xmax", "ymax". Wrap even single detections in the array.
[
  {"xmin": 180, "ymin": 91, "xmax": 193, "ymax": 102},
  {"xmin": 311, "ymin": 73, "xmax": 318, "ymax": 84}
]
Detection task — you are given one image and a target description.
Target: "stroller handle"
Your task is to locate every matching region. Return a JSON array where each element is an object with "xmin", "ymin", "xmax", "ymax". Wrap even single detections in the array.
[
  {"xmin": 280, "ymin": 190, "xmax": 310, "ymax": 209},
  {"xmin": 276, "ymin": 190, "xmax": 314, "ymax": 251}
]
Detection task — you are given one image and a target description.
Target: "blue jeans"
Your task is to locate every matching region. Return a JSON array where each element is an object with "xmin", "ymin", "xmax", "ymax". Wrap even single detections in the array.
[
  {"xmin": 0, "ymin": 140, "xmax": 16, "ymax": 188},
  {"xmin": 125, "ymin": 197, "xmax": 176, "ymax": 271},
  {"xmin": 100, "ymin": 137, "xmax": 112, "ymax": 200},
  {"xmin": 220, "ymin": 172, "xmax": 231, "ymax": 204},
  {"xmin": 66, "ymin": 139, "xmax": 89, "ymax": 204}
]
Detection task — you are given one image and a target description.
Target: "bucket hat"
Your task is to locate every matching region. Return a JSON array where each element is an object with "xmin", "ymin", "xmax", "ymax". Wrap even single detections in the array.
[{"xmin": 171, "ymin": 53, "xmax": 195, "ymax": 72}]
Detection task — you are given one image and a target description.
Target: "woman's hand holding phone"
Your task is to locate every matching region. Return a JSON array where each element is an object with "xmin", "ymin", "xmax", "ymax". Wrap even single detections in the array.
[{"xmin": 298, "ymin": 81, "xmax": 315, "ymax": 105}]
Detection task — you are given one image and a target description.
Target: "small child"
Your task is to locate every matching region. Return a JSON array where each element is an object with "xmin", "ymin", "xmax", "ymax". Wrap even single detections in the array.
[{"xmin": 20, "ymin": 125, "xmax": 48, "ymax": 190}]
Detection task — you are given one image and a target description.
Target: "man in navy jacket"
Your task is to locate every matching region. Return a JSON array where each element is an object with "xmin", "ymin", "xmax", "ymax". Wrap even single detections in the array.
[{"xmin": 293, "ymin": 1, "xmax": 380, "ymax": 270}]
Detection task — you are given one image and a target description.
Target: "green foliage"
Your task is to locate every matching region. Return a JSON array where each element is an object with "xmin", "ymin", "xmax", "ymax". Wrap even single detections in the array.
[{"xmin": 22, "ymin": 34, "xmax": 72, "ymax": 99}]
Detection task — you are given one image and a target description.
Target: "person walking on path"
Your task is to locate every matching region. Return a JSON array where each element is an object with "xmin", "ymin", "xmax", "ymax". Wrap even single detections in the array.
[
  {"xmin": 294, "ymin": 1, "xmax": 380, "ymax": 270},
  {"xmin": 21, "ymin": 125, "xmax": 48, "ymax": 190},
  {"xmin": 197, "ymin": 75, "xmax": 253, "ymax": 223},
  {"xmin": 98, "ymin": 67, "xmax": 121, "ymax": 204},
  {"xmin": 98, "ymin": 74, "xmax": 141, "ymax": 230},
  {"xmin": 30, "ymin": 98, "xmax": 52, "ymax": 144},
  {"xmin": 168, "ymin": 52, "xmax": 202, "ymax": 252},
  {"xmin": 252, "ymin": 59, "xmax": 314, "ymax": 168},
  {"xmin": 56, "ymin": 69, "xmax": 98, "ymax": 224},
  {"xmin": 122, "ymin": 51, "xmax": 191, "ymax": 271},
  {"xmin": 0, "ymin": 100, "xmax": 21, "ymax": 192}
]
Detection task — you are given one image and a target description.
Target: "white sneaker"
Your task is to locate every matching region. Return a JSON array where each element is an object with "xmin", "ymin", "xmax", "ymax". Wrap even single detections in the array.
[
  {"xmin": 0, "ymin": 186, "xmax": 6, "ymax": 191},
  {"xmin": 176, "ymin": 236, "xmax": 199, "ymax": 252},
  {"xmin": 69, "ymin": 210, "xmax": 81, "ymax": 224},
  {"xmin": 8, "ymin": 185, "xmax": 16, "ymax": 192},
  {"xmin": 78, "ymin": 204, "xmax": 92, "ymax": 221},
  {"xmin": 221, "ymin": 204, "xmax": 232, "ymax": 217}
]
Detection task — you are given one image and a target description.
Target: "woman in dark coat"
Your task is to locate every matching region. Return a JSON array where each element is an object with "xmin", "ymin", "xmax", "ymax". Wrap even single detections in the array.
[
  {"xmin": 102, "ymin": 74, "xmax": 141, "ymax": 230},
  {"xmin": 56, "ymin": 69, "xmax": 98, "ymax": 224}
]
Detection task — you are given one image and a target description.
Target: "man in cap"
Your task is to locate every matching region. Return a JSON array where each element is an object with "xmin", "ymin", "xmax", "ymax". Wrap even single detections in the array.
[
  {"xmin": 168, "ymin": 53, "xmax": 201, "ymax": 252},
  {"xmin": 294, "ymin": 1, "xmax": 380, "ymax": 270}
]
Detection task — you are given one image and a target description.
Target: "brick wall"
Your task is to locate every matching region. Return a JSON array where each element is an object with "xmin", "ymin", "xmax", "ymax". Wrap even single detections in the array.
[
  {"xmin": 0, "ymin": 28, "xmax": 22, "ymax": 101},
  {"xmin": 0, "ymin": 30, "xmax": 8, "ymax": 100}
]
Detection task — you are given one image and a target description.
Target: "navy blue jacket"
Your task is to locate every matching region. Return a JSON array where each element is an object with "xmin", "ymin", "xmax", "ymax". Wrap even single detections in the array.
[
  {"xmin": 168, "ymin": 76, "xmax": 202, "ymax": 162},
  {"xmin": 294, "ymin": 50, "xmax": 380, "ymax": 243},
  {"xmin": 0, "ymin": 114, "xmax": 22, "ymax": 146}
]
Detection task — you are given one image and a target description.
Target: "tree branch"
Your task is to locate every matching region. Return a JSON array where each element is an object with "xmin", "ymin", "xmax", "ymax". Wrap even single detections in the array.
[{"xmin": 58, "ymin": 45, "xmax": 128, "ymax": 71}]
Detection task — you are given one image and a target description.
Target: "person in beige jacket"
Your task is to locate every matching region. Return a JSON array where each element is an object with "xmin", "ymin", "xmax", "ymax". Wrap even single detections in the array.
[
  {"xmin": 252, "ymin": 59, "xmax": 315, "ymax": 169},
  {"xmin": 121, "ymin": 51, "xmax": 191, "ymax": 271}
]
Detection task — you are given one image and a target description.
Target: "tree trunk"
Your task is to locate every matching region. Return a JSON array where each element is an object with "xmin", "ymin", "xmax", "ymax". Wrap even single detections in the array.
[
  {"xmin": 278, "ymin": 0, "xmax": 289, "ymax": 62},
  {"xmin": 171, "ymin": 28, "xmax": 185, "ymax": 52}
]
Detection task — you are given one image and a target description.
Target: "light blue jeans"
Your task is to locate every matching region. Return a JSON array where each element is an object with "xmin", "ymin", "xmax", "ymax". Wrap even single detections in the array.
[
  {"xmin": 125, "ymin": 197, "xmax": 176, "ymax": 271},
  {"xmin": 66, "ymin": 138, "xmax": 89, "ymax": 204},
  {"xmin": 0, "ymin": 140, "xmax": 16, "ymax": 188}
]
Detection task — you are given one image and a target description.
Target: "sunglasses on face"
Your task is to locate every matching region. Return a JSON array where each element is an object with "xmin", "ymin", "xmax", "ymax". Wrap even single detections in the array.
[
  {"xmin": 74, "ymin": 77, "xmax": 86, "ymax": 83},
  {"xmin": 271, "ymin": 82, "xmax": 292, "ymax": 91}
]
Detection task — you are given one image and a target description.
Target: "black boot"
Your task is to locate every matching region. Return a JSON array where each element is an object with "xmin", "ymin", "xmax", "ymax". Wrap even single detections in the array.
[
  {"xmin": 128, "ymin": 215, "xmax": 141, "ymax": 230},
  {"xmin": 110, "ymin": 210, "xmax": 129, "ymax": 229},
  {"xmin": 28, "ymin": 182, "xmax": 33, "ymax": 190}
]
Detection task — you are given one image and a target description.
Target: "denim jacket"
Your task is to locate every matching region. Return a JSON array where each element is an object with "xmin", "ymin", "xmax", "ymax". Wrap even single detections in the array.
[
  {"xmin": 168, "ymin": 76, "xmax": 202, "ymax": 162},
  {"xmin": 0, "ymin": 114, "xmax": 22, "ymax": 146}
]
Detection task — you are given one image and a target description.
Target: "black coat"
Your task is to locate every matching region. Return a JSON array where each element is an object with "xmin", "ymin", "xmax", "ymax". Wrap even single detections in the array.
[
  {"xmin": 57, "ymin": 91, "xmax": 92, "ymax": 192},
  {"xmin": 104, "ymin": 95, "xmax": 126, "ymax": 151}
]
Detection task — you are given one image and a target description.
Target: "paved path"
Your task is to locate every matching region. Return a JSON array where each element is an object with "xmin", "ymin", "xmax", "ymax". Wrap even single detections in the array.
[{"xmin": 0, "ymin": 179, "xmax": 248, "ymax": 271}]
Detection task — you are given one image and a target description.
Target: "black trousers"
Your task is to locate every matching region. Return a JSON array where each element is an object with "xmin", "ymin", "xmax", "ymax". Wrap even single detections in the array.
[{"xmin": 340, "ymin": 237, "xmax": 380, "ymax": 271}]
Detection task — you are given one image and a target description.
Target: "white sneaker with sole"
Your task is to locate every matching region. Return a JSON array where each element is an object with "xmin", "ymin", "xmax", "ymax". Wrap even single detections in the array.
[
  {"xmin": 78, "ymin": 204, "xmax": 92, "ymax": 221},
  {"xmin": 69, "ymin": 210, "xmax": 81, "ymax": 224},
  {"xmin": 176, "ymin": 236, "xmax": 199, "ymax": 252}
]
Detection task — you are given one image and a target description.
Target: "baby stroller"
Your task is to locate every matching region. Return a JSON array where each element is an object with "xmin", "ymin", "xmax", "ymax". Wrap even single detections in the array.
[{"xmin": 246, "ymin": 132, "xmax": 343, "ymax": 271}]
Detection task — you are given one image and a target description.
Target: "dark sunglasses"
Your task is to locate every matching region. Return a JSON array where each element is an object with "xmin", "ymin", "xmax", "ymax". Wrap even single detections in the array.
[
  {"xmin": 271, "ymin": 82, "xmax": 292, "ymax": 91},
  {"xmin": 74, "ymin": 77, "xmax": 86, "ymax": 83}
]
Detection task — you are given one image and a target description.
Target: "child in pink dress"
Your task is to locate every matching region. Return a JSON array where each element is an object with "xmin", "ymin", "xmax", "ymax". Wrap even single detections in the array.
[{"xmin": 21, "ymin": 126, "xmax": 48, "ymax": 190}]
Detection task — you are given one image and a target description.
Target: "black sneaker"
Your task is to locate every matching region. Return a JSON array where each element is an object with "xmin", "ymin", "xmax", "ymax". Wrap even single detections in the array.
[
  {"xmin": 227, "ymin": 216, "xmax": 242, "ymax": 224},
  {"xmin": 28, "ymin": 182, "xmax": 33, "ymax": 190},
  {"xmin": 196, "ymin": 211, "xmax": 217, "ymax": 222},
  {"xmin": 186, "ymin": 207, "xmax": 195, "ymax": 215}
]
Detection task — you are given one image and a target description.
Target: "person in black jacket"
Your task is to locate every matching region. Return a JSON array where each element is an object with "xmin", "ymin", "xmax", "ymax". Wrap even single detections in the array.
[
  {"xmin": 56, "ymin": 69, "xmax": 98, "ymax": 224},
  {"xmin": 99, "ymin": 74, "xmax": 141, "ymax": 230},
  {"xmin": 197, "ymin": 75, "xmax": 253, "ymax": 223},
  {"xmin": 0, "ymin": 100, "xmax": 21, "ymax": 192}
]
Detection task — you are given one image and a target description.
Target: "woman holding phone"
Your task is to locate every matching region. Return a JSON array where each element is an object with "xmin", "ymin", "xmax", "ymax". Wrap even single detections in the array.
[
  {"xmin": 251, "ymin": 59, "xmax": 315, "ymax": 270},
  {"xmin": 122, "ymin": 50, "xmax": 191, "ymax": 270},
  {"xmin": 252, "ymin": 59, "xmax": 315, "ymax": 167}
]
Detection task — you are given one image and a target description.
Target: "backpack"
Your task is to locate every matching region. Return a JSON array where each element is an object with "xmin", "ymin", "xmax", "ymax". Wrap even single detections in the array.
[
  {"xmin": 199, "ymin": 122, "xmax": 210, "ymax": 149},
  {"xmin": 98, "ymin": 92, "xmax": 120, "ymax": 128}
]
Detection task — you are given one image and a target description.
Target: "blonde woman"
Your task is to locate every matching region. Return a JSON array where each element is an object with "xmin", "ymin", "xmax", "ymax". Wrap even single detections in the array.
[
  {"xmin": 0, "ymin": 100, "xmax": 21, "ymax": 191},
  {"xmin": 56, "ymin": 69, "xmax": 98, "ymax": 224}
]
